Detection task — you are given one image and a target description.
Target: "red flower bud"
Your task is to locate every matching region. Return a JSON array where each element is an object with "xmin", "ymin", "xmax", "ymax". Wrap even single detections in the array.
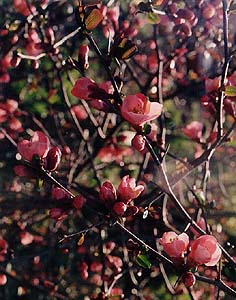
[
  {"xmin": 45, "ymin": 28, "xmax": 55, "ymax": 45},
  {"xmin": 73, "ymin": 195, "xmax": 86, "ymax": 209},
  {"xmin": 62, "ymin": 145, "xmax": 71, "ymax": 155},
  {"xmin": 51, "ymin": 187, "xmax": 68, "ymax": 201},
  {"xmin": 182, "ymin": 272, "xmax": 196, "ymax": 288},
  {"xmin": 46, "ymin": 146, "xmax": 62, "ymax": 171},
  {"xmin": 99, "ymin": 181, "xmax": 117, "ymax": 204},
  {"xmin": 113, "ymin": 202, "xmax": 127, "ymax": 216},
  {"xmin": 78, "ymin": 44, "xmax": 89, "ymax": 71},
  {"xmin": 131, "ymin": 135, "xmax": 146, "ymax": 152},
  {"xmin": 11, "ymin": 55, "xmax": 21, "ymax": 68}
]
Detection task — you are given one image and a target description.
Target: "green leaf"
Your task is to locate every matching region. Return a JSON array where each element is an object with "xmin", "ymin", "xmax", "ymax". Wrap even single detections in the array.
[
  {"xmin": 143, "ymin": 123, "xmax": 151, "ymax": 135},
  {"xmin": 37, "ymin": 178, "xmax": 44, "ymax": 190},
  {"xmin": 136, "ymin": 253, "xmax": 151, "ymax": 269},
  {"xmin": 224, "ymin": 86, "xmax": 236, "ymax": 97},
  {"xmin": 146, "ymin": 12, "xmax": 160, "ymax": 24}
]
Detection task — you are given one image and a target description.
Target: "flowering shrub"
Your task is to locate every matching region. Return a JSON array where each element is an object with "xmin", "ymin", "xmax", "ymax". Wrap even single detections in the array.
[{"xmin": 0, "ymin": 0, "xmax": 236, "ymax": 299}]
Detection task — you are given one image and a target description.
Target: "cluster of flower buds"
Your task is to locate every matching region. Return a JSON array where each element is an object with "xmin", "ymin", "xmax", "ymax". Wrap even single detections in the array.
[{"xmin": 99, "ymin": 175, "xmax": 144, "ymax": 217}]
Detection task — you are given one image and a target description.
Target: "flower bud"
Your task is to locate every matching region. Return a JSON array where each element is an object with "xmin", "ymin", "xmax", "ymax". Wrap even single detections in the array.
[
  {"xmin": 99, "ymin": 181, "xmax": 117, "ymax": 204},
  {"xmin": 11, "ymin": 55, "xmax": 21, "ymax": 68},
  {"xmin": 113, "ymin": 202, "xmax": 127, "ymax": 216},
  {"xmin": 0, "ymin": 274, "xmax": 7, "ymax": 286},
  {"xmin": 182, "ymin": 272, "xmax": 196, "ymax": 288},
  {"xmin": 202, "ymin": 4, "xmax": 215, "ymax": 20},
  {"xmin": 131, "ymin": 135, "xmax": 146, "ymax": 152},
  {"xmin": 73, "ymin": 195, "xmax": 86, "ymax": 209},
  {"xmin": 78, "ymin": 44, "xmax": 89, "ymax": 71},
  {"xmin": 45, "ymin": 27, "xmax": 55, "ymax": 45},
  {"xmin": 51, "ymin": 187, "xmax": 68, "ymax": 201},
  {"xmin": 46, "ymin": 146, "xmax": 62, "ymax": 171}
]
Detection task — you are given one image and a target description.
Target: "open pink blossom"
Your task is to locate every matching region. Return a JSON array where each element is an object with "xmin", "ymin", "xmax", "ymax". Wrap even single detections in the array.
[
  {"xmin": 118, "ymin": 175, "xmax": 144, "ymax": 204},
  {"xmin": 121, "ymin": 93, "xmax": 163, "ymax": 126},
  {"xmin": 188, "ymin": 235, "xmax": 222, "ymax": 266},
  {"xmin": 160, "ymin": 231, "xmax": 189, "ymax": 258},
  {"xmin": 182, "ymin": 121, "xmax": 203, "ymax": 141},
  {"xmin": 17, "ymin": 131, "xmax": 50, "ymax": 162}
]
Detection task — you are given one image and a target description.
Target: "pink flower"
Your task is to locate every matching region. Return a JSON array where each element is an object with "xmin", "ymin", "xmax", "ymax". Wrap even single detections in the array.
[
  {"xmin": 160, "ymin": 232, "xmax": 189, "ymax": 258},
  {"xmin": 182, "ymin": 121, "xmax": 203, "ymax": 141},
  {"xmin": 118, "ymin": 175, "xmax": 144, "ymax": 204},
  {"xmin": 121, "ymin": 93, "xmax": 162, "ymax": 126},
  {"xmin": 188, "ymin": 235, "xmax": 222, "ymax": 266},
  {"xmin": 71, "ymin": 77, "xmax": 97, "ymax": 100},
  {"xmin": 17, "ymin": 131, "xmax": 50, "ymax": 162}
]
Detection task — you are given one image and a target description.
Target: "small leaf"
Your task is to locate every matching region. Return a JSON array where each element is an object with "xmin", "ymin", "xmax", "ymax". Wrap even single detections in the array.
[
  {"xmin": 85, "ymin": 9, "xmax": 103, "ymax": 31},
  {"xmin": 136, "ymin": 253, "xmax": 151, "ymax": 269},
  {"xmin": 224, "ymin": 86, "xmax": 236, "ymax": 97},
  {"xmin": 37, "ymin": 178, "xmax": 44, "ymax": 190},
  {"xmin": 77, "ymin": 234, "xmax": 85, "ymax": 246},
  {"xmin": 146, "ymin": 12, "xmax": 160, "ymax": 24},
  {"xmin": 143, "ymin": 123, "xmax": 151, "ymax": 135}
]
